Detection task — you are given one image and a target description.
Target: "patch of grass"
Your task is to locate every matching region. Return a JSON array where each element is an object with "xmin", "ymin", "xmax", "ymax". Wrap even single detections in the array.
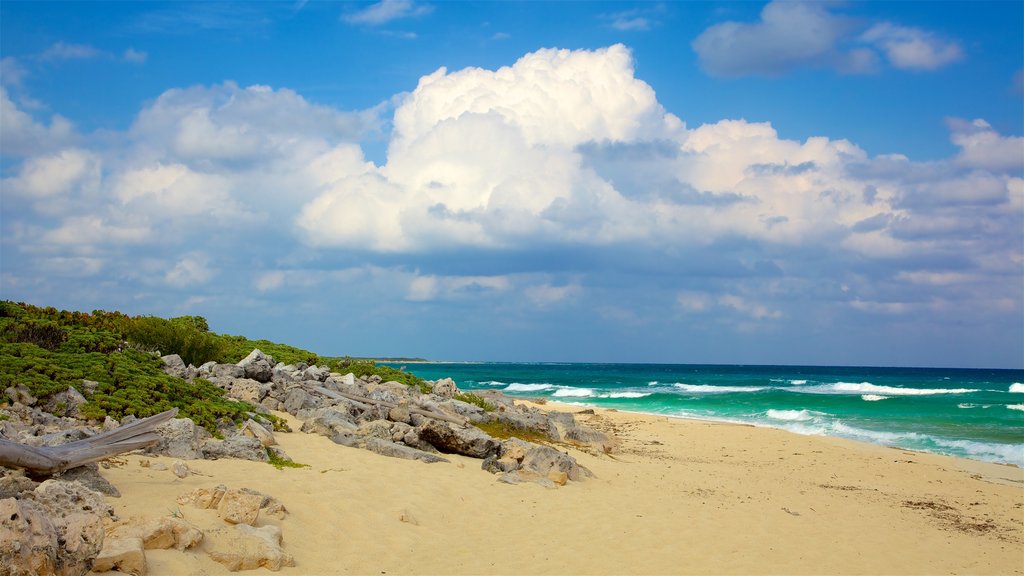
[
  {"xmin": 473, "ymin": 420, "xmax": 551, "ymax": 444},
  {"xmin": 266, "ymin": 448, "xmax": 308, "ymax": 470},
  {"xmin": 331, "ymin": 358, "xmax": 431, "ymax": 393},
  {"xmin": 455, "ymin": 392, "xmax": 495, "ymax": 412}
]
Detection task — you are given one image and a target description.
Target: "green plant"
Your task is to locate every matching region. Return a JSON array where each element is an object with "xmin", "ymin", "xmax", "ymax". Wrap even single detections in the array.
[
  {"xmin": 472, "ymin": 420, "xmax": 552, "ymax": 444},
  {"xmin": 455, "ymin": 392, "xmax": 495, "ymax": 412},
  {"xmin": 333, "ymin": 358, "xmax": 431, "ymax": 393},
  {"xmin": 266, "ymin": 447, "xmax": 308, "ymax": 470}
]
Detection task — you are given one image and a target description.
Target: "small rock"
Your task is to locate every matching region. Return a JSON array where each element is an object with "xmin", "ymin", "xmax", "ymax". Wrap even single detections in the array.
[
  {"xmin": 172, "ymin": 461, "xmax": 190, "ymax": 478},
  {"xmin": 217, "ymin": 488, "xmax": 264, "ymax": 525},
  {"xmin": 107, "ymin": 516, "xmax": 203, "ymax": 551},
  {"xmin": 93, "ymin": 536, "xmax": 147, "ymax": 575},
  {"xmin": 205, "ymin": 524, "xmax": 295, "ymax": 572},
  {"xmin": 398, "ymin": 509, "xmax": 419, "ymax": 525}
]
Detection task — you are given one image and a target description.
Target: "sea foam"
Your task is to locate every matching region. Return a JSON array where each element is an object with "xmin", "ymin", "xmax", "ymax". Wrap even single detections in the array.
[
  {"xmin": 602, "ymin": 392, "xmax": 652, "ymax": 399},
  {"xmin": 1008, "ymin": 404, "xmax": 1024, "ymax": 412},
  {"xmin": 551, "ymin": 387, "xmax": 595, "ymax": 398},
  {"xmin": 673, "ymin": 383, "xmax": 768, "ymax": 394},
  {"xmin": 765, "ymin": 409, "xmax": 816, "ymax": 422},
  {"xmin": 796, "ymin": 382, "xmax": 979, "ymax": 396},
  {"xmin": 861, "ymin": 394, "xmax": 889, "ymax": 401},
  {"xmin": 1009, "ymin": 383, "xmax": 1024, "ymax": 393},
  {"xmin": 503, "ymin": 383, "xmax": 553, "ymax": 392}
]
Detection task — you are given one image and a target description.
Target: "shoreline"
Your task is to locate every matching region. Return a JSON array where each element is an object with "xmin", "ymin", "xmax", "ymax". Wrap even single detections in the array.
[{"xmin": 93, "ymin": 399, "xmax": 1024, "ymax": 575}]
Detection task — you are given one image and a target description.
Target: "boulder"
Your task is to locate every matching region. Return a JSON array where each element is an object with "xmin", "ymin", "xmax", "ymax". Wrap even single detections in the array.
[
  {"xmin": 213, "ymin": 363, "xmax": 245, "ymax": 379},
  {"xmin": 0, "ymin": 497, "xmax": 60, "ymax": 575},
  {"xmin": 416, "ymin": 421, "xmax": 500, "ymax": 459},
  {"xmin": 226, "ymin": 379, "xmax": 270, "ymax": 405},
  {"xmin": 201, "ymin": 436, "xmax": 268, "ymax": 462},
  {"xmin": 301, "ymin": 365, "xmax": 330, "ymax": 382},
  {"xmin": 205, "ymin": 524, "xmax": 295, "ymax": 572},
  {"xmin": 237, "ymin": 349, "xmax": 274, "ymax": 383},
  {"xmin": 299, "ymin": 408, "xmax": 357, "ymax": 437},
  {"xmin": 430, "ymin": 378, "xmax": 460, "ymax": 398},
  {"xmin": 92, "ymin": 536, "xmax": 146, "ymax": 575},
  {"xmin": 5, "ymin": 384, "xmax": 37, "ymax": 406},
  {"xmin": 356, "ymin": 419, "xmax": 393, "ymax": 441},
  {"xmin": 151, "ymin": 417, "xmax": 204, "ymax": 459},
  {"xmin": 282, "ymin": 388, "xmax": 316, "ymax": 415},
  {"xmin": 217, "ymin": 488, "xmax": 265, "ymax": 526},
  {"xmin": 44, "ymin": 386, "xmax": 88, "ymax": 418},
  {"xmin": 178, "ymin": 485, "xmax": 228, "ymax": 510},
  {"xmin": 241, "ymin": 419, "xmax": 276, "ymax": 447},
  {"xmin": 197, "ymin": 361, "xmax": 218, "ymax": 378},
  {"xmin": 172, "ymin": 461, "xmax": 190, "ymax": 479},
  {"xmin": 160, "ymin": 354, "xmax": 188, "ymax": 378},
  {"xmin": 0, "ymin": 471, "xmax": 39, "ymax": 499},
  {"xmin": 106, "ymin": 516, "xmax": 203, "ymax": 551},
  {"xmin": 58, "ymin": 464, "xmax": 121, "ymax": 497},
  {"xmin": 81, "ymin": 379, "xmax": 99, "ymax": 396},
  {"xmin": 520, "ymin": 444, "xmax": 592, "ymax": 482}
]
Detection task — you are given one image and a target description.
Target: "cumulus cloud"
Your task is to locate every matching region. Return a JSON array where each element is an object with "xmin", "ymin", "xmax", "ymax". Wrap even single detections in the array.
[
  {"xmin": 341, "ymin": 0, "xmax": 432, "ymax": 25},
  {"xmin": 861, "ymin": 23, "xmax": 963, "ymax": 70},
  {"xmin": 40, "ymin": 41, "xmax": 102, "ymax": 61},
  {"xmin": 1, "ymin": 43, "xmax": 1020, "ymax": 363},
  {"xmin": 692, "ymin": 1, "xmax": 963, "ymax": 77}
]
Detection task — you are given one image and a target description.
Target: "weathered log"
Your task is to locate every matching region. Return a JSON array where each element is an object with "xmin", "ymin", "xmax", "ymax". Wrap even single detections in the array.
[
  {"xmin": 0, "ymin": 408, "xmax": 178, "ymax": 475},
  {"xmin": 309, "ymin": 386, "xmax": 469, "ymax": 426}
]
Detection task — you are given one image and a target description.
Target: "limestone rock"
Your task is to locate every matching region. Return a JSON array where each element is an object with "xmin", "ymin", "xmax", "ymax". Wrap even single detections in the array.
[
  {"xmin": 430, "ymin": 378, "xmax": 460, "ymax": 398},
  {"xmin": 161, "ymin": 354, "xmax": 188, "ymax": 379},
  {"xmin": 93, "ymin": 536, "xmax": 146, "ymax": 575},
  {"xmin": 520, "ymin": 444, "xmax": 592, "ymax": 482},
  {"xmin": 172, "ymin": 460, "xmax": 190, "ymax": 479},
  {"xmin": 301, "ymin": 365, "xmax": 330, "ymax": 382},
  {"xmin": 201, "ymin": 436, "xmax": 268, "ymax": 462},
  {"xmin": 217, "ymin": 489, "xmax": 264, "ymax": 526},
  {"xmin": 151, "ymin": 417, "xmax": 204, "ymax": 459},
  {"xmin": 0, "ymin": 497, "xmax": 59, "ymax": 576},
  {"xmin": 5, "ymin": 384, "xmax": 37, "ymax": 406},
  {"xmin": 106, "ymin": 516, "xmax": 203, "ymax": 551},
  {"xmin": 282, "ymin": 388, "xmax": 315, "ymax": 415},
  {"xmin": 300, "ymin": 408, "xmax": 357, "ymax": 437},
  {"xmin": 205, "ymin": 524, "xmax": 295, "ymax": 572},
  {"xmin": 241, "ymin": 419, "xmax": 276, "ymax": 447},
  {"xmin": 356, "ymin": 419, "xmax": 393, "ymax": 441},
  {"xmin": 416, "ymin": 421, "xmax": 500, "ymax": 458},
  {"xmin": 44, "ymin": 386, "xmax": 87, "ymax": 418},
  {"xmin": 0, "ymin": 471, "xmax": 39, "ymax": 499},
  {"xmin": 226, "ymin": 379, "xmax": 269, "ymax": 404},
  {"xmin": 178, "ymin": 485, "xmax": 228, "ymax": 510},
  {"xmin": 237, "ymin": 349, "xmax": 275, "ymax": 383},
  {"xmin": 57, "ymin": 464, "xmax": 120, "ymax": 497},
  {"xmin": 213, "ymin": 363, "xmax": 245, "ymax": 379}
]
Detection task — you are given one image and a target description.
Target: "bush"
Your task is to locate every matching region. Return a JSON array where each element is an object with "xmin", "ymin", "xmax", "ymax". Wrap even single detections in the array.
[
  {"xmin": 455, "ymin": 392, "xmax": 495, "ymax": 412},
  {"xmin": 125, "ymin": 316, "xmax": 225, "ymax": 366}
]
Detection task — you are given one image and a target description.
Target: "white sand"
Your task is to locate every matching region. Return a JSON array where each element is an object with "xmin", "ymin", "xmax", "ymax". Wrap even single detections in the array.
[{"xmin": 95, "ymin": 404, "xmax": 1024, "ymax": 575}]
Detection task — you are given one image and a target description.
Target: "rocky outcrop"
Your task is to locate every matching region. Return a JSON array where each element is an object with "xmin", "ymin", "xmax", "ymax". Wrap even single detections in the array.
[
  {"xmin": 150, "ymin": 417, "xmax": 204, "ymax": 460},
  {"xmin": 205, "ymin": 524, "xmax": 295, "ymax": 572},
  {"xmin": 200, "ymin": 436, "xmax": 268, "ymax": 463},
  {"xmin": 92, "ymin": 536, "xmax": 146, "ymax": 575},
  {"xmin": 237, "ymin": 349, "xmax": 275, "ymax": 383},
  {"xmin": 416, "ymin": 420, "xmax": 500, "ymax": 459}
]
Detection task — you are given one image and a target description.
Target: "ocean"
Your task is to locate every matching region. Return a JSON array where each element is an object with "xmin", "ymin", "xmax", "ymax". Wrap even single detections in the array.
[{"xmin": 383, "ymin": 362, "xmax": 1024, "ymax": 466}]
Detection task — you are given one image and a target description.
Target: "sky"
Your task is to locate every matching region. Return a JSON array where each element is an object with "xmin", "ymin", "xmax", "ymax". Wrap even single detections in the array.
[{"xmin": 1, "ymin": 1, "xmax": 1022, "ymax": 368}]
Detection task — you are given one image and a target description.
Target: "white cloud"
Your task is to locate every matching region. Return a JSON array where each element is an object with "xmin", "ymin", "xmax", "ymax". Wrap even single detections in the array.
[
  {"xmin": 123, "ymin": 48, "xmax": 148, "ymax": 63},
  {"xmin": 0, "ymin": 87, "xmax": 76, "ymax": 155},
  {"xmin": 165, "ymin": 253, "xmax": 215, "ymax": 287},
  {"xmin": 692, "ymin": 1, "xmax": 964, "ymax": 77},
  {"xmin": 0, "ymin": 57, "xmax": 27, "ymax": 87},
  {"xmin": 3, "ymin": 148, "xmax": 100, "ymax": 198},
  {"xmin": 342, "ymin": 0, "xmax": 432, "ymax": 25},
  {"xmin": 524, "ymin": 283, "xmax": 581, "ymax": 307},
  {"xmin": 861, "ymin": 23, "xmax": 963, "ymax": 71},
  {"xmin": 40, "ymin": 41, "xmax": 101, "ymax": 61},
  {"xmin": 947, "ymin": 118, "xmax": 1024, "ymax": 172}
]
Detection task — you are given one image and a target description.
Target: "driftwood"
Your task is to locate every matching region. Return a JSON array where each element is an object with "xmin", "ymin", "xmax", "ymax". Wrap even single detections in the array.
[
  {"xmin": 310, "ymin": 386, "xmax": 469, "ymax": 427},
  {"xmin": 0, "ymin": 408, "xmax": 178, "ymax": 476}
]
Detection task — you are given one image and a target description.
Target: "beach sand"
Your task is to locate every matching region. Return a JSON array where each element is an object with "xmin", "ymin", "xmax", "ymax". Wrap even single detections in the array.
[{"xmin": 94, "ymin": 402, "xmax": 1024, "ymax": 575}]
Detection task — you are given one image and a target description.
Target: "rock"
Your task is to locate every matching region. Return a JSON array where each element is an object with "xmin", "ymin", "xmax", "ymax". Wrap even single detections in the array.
[
  {"xmin": 201, "ymin": 436, "xmax": 269, "ymax": 462},
  {"xmin": 481, "ymin": 455, "xmax": 521, "ymax": 474},
  {"xmin": 241, "ymin": 419, "xmax": 276, "ymax": 447},
  {"xmin": 337, "ymin": 373, "xmax": 356, "ymax": 387},
  {"xmin": 301, "ymin": 365, "xmax": 330, "ymax": 382},
  {"xmin": 260, "ymin": 397, "xmax": 282, "ymax": 412},
  {"xmin": 227, "ymin": 379, "xmax": 269, "ymax": 404},
  {"xmin": 198, "ymin": 361, "xmax": 218, "ymax": 378},
  {"xmin": 237, "ymin": 349, "xmax": 275, "ymax": 383},
  {"xmin": 356, "ymin": 419, "xmax": 393, "ymax": 440},
  {"xmin": 2, "ymin": 480, "xmax": 112, "ymax": 575},
  {"xmin": 300, "ymin": 408, "xmax": 357, "ymax": 437},
  {"xmin": 81, "ymin": 379, "xmax": 99, "ymax": 396},
  {"xmin": 431, "ymin": 378, "xmax": 460, "ymax": 398},
  {"xmin": 282, "ymin": 388, "xmax": 315, "ymax": 415},
  {"xmin": 45, "ymin": 386, "xmax": 88, "ymax": 418},
  {"xmin": 58, "ymin": 464, "xmax": 120, "ymax": 497},
  {"xmin": 205, "ymin": 524, "xmax": 295, "ymax": 572},
  {"xmin": 178, "ymin": 485, "xmax": 228, "ymax": 510},
  {"xmin": 520, "ymin": 444, "xmax": 592, "ymax": 482},
  {"xmin": 328, "ymin": 433, "xmax": 449, "ymax": 464},
  {"xmin": 32, "ymin": 428, "xmax": 90, "ymax": 448},
  {"xmin": 0, "ymin": 497, "xmax": 59, "ymax": 575},
  {"xmin": 5, "ymin": 384, "xmax": 37, "ymax": 406},
  {"xmin": 151, "ymin": 417, "xmax": 204, "ymax": 459},
  {"xmin": 563, "ymin": 423, "xmax": 617, "ymax": 452},
  {"xmin": 172, "ymin": 461, "xmax": 190, "ymax": 479},
  {"xmin": 106, "ymin": 516, "xmax": 203, "ymax": 551},
  {"xmin": 92, "ymin": 536, "xmax": 146, "ymax": 575},
  {"xmin": 388, "ymin": 405, "xmax": 412, "ymax": 424},
  {"xmin": 217, "ymin": 489, "xmax": 265, "ymax": 526},
  {"xmin": 0, "ymin": 471, "xmax": 39, "ymax": 499},
  {"xmin": 266, "ymin": 446, "xmax": 293, "ymax": 465},
  {"xmin": 213, "ymin": 363, "xmax": 245, "ymax": 379},
  {"xmin": 416, "ymin": 421, "xmax": 500, "ymax": 459},
  {"xmin": 271, "ymin": 367, "xmax": 297, "ymax": 386},
  {"xmin": 161, "ymin": 354, "xmax": 188, "ymax": 378},
  {"xmin": 398, "ymin": 509, "xmax": 418, "ymax": 525}
]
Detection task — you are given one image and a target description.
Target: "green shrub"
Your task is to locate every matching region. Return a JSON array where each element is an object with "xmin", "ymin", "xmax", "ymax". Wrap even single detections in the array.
[
  {"xmin": 455, "ymin": 392, "xmax": 494, "ymax": 412},
  {"xmin": 125, "ymin": 316, "xmax": 225, "ymax": 366},
  {"xmin": 332, "ymin": 358, "xmax": 431, "ymax": 393}
]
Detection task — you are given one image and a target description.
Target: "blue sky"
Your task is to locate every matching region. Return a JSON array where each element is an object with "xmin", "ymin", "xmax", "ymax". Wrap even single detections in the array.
[{"xmin": 1, "ymin": 1, "xmax": 1022, "ymax": 368}]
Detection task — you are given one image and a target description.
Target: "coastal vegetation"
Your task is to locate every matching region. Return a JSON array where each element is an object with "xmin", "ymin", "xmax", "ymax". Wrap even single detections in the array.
[{"xmin": 0, "ymin": 301, "xmax": 429, "ymax": 432}]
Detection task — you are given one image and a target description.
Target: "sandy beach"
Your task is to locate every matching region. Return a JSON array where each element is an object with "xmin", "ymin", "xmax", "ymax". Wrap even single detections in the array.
[{"xmin": 94, "ymin": 402, "xmax": 1024, "ymax": 575}]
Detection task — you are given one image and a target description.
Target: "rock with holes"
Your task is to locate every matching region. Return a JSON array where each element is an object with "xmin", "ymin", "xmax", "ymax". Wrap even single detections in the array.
[{"xmin": 205, "ymin": 524, "xmax": 295, "ymax": 572}]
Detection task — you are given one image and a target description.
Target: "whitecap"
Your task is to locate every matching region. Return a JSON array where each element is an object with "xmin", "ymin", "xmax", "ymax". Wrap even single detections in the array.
[
  {"xmin": 765, "ymin": 409, "xmax": 816, "ymax": 422},
  {"xmin": 1009, "ymin": 383, "xmax": 1024, "ymax": 393},
  {"xmin": 789, "ymin": 379, "xmax": 809, "ymax": 385},
  {"xmin": 551, "ymin": 388, "xmax": 594, "ymax": 398},
  {"xmin": 601, "ymin": 392, "xmax": 652, "ymax": 399},
  {"xmin": 503, "ymin": 383, "xmax": 553, "ymax": 392},
  {"xmin": 861, "ymin": 394, "xmax": 889, "ymax": 401},
  {"xmin": 647, "ymin": 381, "xmax": 659, "ymax": 386},
  {"xmin": 673, "ymin": 383, "xmax": 768, "ymax": 394},
  {"xmin": 794, "ymin": 382, "xmax": 978, "ymax": 396},
  {"xmin": 957, "ymin": 403, "xmax": 977, "ymax": 409},
  {"xmin": 478, "ymin": 380, "xmax": 507, "ymax": 387},
  {"xmin": 1007, "ymin": 404, "xmax": 1024, "ymax": 412}
]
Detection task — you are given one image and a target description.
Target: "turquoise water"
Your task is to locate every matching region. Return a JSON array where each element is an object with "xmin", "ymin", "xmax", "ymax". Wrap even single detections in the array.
[{"xmin": 385, "ymin": 363, "xmax": 1024, "ymax": 466}]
